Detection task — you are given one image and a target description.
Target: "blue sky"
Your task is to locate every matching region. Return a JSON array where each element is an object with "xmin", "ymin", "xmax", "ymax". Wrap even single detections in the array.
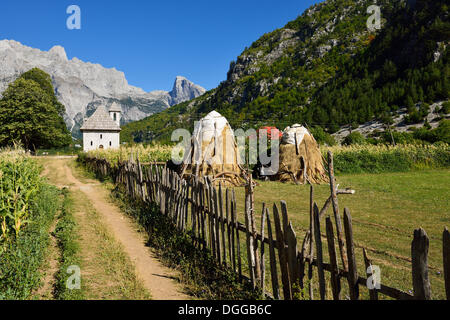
[{"xmin": 0, "ymin": 0, "xmax": 320, "ymax": 92}]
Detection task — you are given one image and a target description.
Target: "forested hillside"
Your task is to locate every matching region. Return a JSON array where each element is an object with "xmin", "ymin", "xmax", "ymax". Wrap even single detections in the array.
[{"xmin": 122, "ymin": 0, "xmax": 449, "ymax": 144}]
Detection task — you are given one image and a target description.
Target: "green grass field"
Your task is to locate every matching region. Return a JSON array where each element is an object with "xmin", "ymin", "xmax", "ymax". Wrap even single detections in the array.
[{"xmin": 232, "ymin": 169, "xmax": 450, "ymax": 299}]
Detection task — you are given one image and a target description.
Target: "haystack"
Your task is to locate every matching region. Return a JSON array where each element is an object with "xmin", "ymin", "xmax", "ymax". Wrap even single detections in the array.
[
  {"xmin": 276, "ymin": 124, "xmax": 329, "ymax": 184},
  {"xmin": 180, "ymin": 111, "xmax": 246, "ymax": 186}
]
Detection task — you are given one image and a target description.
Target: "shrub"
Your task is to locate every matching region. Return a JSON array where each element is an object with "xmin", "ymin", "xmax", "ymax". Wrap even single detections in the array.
[
  {"xmin": 439, "ymin": 101, "xmax": 450, "ymax": 114},
  {"xmin": 380, "ymin": 131, "xmax": 415, "ymax": 145},
  {"xmin": 342, "ymin": 132, "xmax": 366, "ymax": 145},
  {"xmin": 310, "ymin": 126, "xmax": 337, "ymax": 146},
  {"xmin": 412, "ymin": 120, "xmax": 450, "ymax": 144},
  {"xmin": 404, "ymin": 110, "xmax": 424, "ymax": 124}
]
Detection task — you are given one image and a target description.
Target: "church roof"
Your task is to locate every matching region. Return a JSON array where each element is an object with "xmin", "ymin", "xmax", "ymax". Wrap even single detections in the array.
[
  {"xmin": 80, "ymin": 106, "xmax": 121, "ymax": 132},
  {"xmin": 109, "ymin": 102, "xmax": 122, "ymax": 112}
]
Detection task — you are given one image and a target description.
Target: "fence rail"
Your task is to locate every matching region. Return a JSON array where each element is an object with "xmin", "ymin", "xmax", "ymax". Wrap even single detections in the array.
[{"xmin": 79, "ymin": 154, "xmax": 450, "ymax": 300}]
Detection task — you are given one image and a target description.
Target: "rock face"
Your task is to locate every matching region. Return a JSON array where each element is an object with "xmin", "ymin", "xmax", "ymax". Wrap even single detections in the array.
[
  {"xmin": 0, "ymin": 40, "xmax": 206, "ymax": 138},
  {"xmin": 333, "ymin": 102, "xmax": 449, "ymax": 142},
  {"xmin": 169, "ymin": 76, "xmax": 206, "ymax": 105}
]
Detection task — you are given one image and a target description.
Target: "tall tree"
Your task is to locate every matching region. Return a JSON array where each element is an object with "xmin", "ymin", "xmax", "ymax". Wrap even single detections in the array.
[{"xmin": 0, "ymin": 70, "xmax": 72, "ymax": 151}]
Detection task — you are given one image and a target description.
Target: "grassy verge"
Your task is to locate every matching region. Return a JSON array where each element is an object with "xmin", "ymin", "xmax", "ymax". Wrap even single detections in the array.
[
  {"xmin": 73, "ymin": 188, "xmax": 151, "ymax": 300},
  {"xmin": 52, "ymin": 186, "xmax": 150, "ymax": 300},
  {"xmin": 111, "ymin": 184, "xmax": 262, "ymax": 300},
  {"xmin": 0, "ymin": 184, "xmax": 60, "ymax": 300},
  {"xmin": 53, "ymin": 188, "xmax": 85, "ymax": 300}
]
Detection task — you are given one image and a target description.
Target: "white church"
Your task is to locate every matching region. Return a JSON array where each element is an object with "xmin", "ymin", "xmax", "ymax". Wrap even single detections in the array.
[{"xmin": 80, "ymin": 103, "xmax": 122, "ymax": 152}]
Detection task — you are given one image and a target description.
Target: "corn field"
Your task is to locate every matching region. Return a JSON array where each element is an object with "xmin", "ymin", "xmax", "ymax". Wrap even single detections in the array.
[
  {"xmin": 81, "ymin": 144, "xmax": 173, "ymax": 165},
  {"xmin": 322, "ymin": 143, "xmax": 450, "ymax": 174},
  {"xmin": 81, "ymin": 142, "xmax": 450, "ymax": 175},
  {"xmin": 0, "ymin": 147, "xmax": 42, "ymax": 247}
]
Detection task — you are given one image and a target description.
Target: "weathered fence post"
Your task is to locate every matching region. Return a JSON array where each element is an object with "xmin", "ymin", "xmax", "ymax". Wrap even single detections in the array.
[
  {"xmin": 218, "ymin": 183, "xmax": 227, "ymax": 266},
  {"xmin": 213, "ymin": 184, "xmax": 221, "ymax": 263},
  {"xmin": 313, "ymin": 203, "xmax": 326, "ymax": 300},
  {"xmin": 325, "ymin": 216, "xmax": 341, "ymax": 300},
  {"xmin": 226, "ymin": 188, "xmax": 232, "ymax": 268},
  {"xmin": 273, "ymin": 204, "xmax": 292, "ymax": 299},
  {"xmin": 343, "ymin": 208, "xmax": 359, "ymax": 300},
  {"xmin": 297, "ymin": 231, "xmax": 310, "ymax": 293},
  {"xmin": 286, "ymin": 222, "xmax": 299, "ymax": 296},
  {"xmin": 249, "ymin": 176, "xmax": 261, "ymax": 286},
  {"xmin": 363, "ymin": 248, "xmax": 378, "ymax": 300},
  {"xmin": 444, "ymin": 227, "xmax": 450, "ymax": 300},
  {"xmin": 328, "ymin": 151, "xmax": 348, "ymax": 272},
  {"xmin": 228, "ymin": 189, "xmax": 236, "ymax": 272},
  {"xmin": 308, "ymin": 185, "xmax": 314, "ymax": 300},
  {"xmin": 260, "ymin": 204, "xmax": 266, "ymax": 291},
  {"xmin": 266, "ymin": 208, "xmax": 280, "ymax": 300},
  {"xmin": 245, "ymin": 182, "xmax": 256, "ymax": 288},
  {"xmin": 412, "ymin": 228, "xmax": 431, "ymax": 300},
  {"xmin": 232, "ymin": 189, "xmax": 242, "ymax": 282}
]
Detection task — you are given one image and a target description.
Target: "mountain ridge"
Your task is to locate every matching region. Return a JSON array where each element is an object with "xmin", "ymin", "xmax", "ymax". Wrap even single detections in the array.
[
  {"xmin": 0, "ymin": 39, "xmax": 206, "ymax": 138},
  {"xmin": 121, "ymin": 0, "xmax": 449, "ymax": 144}
]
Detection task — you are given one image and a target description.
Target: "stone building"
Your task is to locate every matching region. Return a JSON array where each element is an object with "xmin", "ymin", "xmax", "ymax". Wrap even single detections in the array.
[{"xmin": 80, "ymin": 104, "xmax": 121, "ymax": 152}]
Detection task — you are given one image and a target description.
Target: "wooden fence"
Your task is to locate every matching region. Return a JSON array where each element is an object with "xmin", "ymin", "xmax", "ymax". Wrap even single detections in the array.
[{"xmin": 80, "ymin": 153, "xmax": 450, "ymax": 300}]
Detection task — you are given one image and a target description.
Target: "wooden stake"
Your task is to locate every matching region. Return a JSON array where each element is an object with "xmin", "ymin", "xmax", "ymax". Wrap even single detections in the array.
[
  {"xmin": 313, "ymin": 203, "xmax": 326, "ymax": 300},
  {"xmin": 443, "ymin": 227, "xmax": 450, "ymax": 300},
  {"xmin": 328, "ymin": 151, "xmax": 348, "ymax": 272},
  {"xmin": 325, "ymin": 216, "xmax": 341, "ymax": 300},
  {"xmin": 266, "ymin": 208, "xmax": 280, "ymax": 300},
  {"xmin": 273, "ymin": 204, "xmax": 292, "ymax": 300},
  {"xmin": 344, "ymin": 208, "xmax": 359, "ymax": 300},
  {"xmin": 260, "ymin": 204, "xmax": 266, "ymax": 291},
  {"xmin": 412, "ymin": 228, "xmax": 431, "ymax": 300}
]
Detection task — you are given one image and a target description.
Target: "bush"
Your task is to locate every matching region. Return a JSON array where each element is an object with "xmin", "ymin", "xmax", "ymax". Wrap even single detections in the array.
[
  {"xmin": 342, "ymin": 132, "xmax": 366, "ymax": 145},
  {"xmin": 404, "ymin": 110, "xmax": 424, "ymax": 124},
  {"xmin": 310, "ymin": 126, "xmax": 337, "ymax": 146},
  {"xmin": 433, "ymin": 120, "xmax": 450, "ymax": 144},
  {"xmin": 412, "ymin": 120, "xmax": 450, "ymax": 144},
  {"xmin": 380, "ymin": 131, "xmax": 415, "ymax": 145},
  {"xmin": 439, "ymin": 101, "xmax": 450, "ymax": 114}
]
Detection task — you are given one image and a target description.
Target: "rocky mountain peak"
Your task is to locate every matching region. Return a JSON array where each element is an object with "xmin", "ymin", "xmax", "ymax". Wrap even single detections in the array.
[
  {"xmin": 48, "ymin": 45, "xmax": 68, "ymax": 61},
  {"xmin": 169, "ymin": 75, "xmax": 206, "ymax": 106}
]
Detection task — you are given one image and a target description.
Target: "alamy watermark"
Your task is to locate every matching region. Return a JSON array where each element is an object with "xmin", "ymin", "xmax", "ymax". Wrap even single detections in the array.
[
  {"xmin": 66, "ymin": 5, "xmax": 81, "ymax": 30},
  {"xmin": 66, "ymin": 265, "xmax": 81, "ymax": 290},
  {"xmin": 367, "ymin": 4, "xmax": 381, "ymax": 32},
  {"xmin": 366, "ymin": 265, "xmax": 381, "ymax": 290}
]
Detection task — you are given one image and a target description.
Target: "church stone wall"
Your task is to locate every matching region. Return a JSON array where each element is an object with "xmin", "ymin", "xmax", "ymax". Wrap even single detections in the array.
[{"xmin": 83, "ymin": 131, "xmax": 120, "ymax": 152}]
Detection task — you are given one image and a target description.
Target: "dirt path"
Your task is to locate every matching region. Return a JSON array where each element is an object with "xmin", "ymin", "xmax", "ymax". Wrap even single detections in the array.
[{"xmin": 40, "ymin": 157, "xmax": 190, "ymax": 300}]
